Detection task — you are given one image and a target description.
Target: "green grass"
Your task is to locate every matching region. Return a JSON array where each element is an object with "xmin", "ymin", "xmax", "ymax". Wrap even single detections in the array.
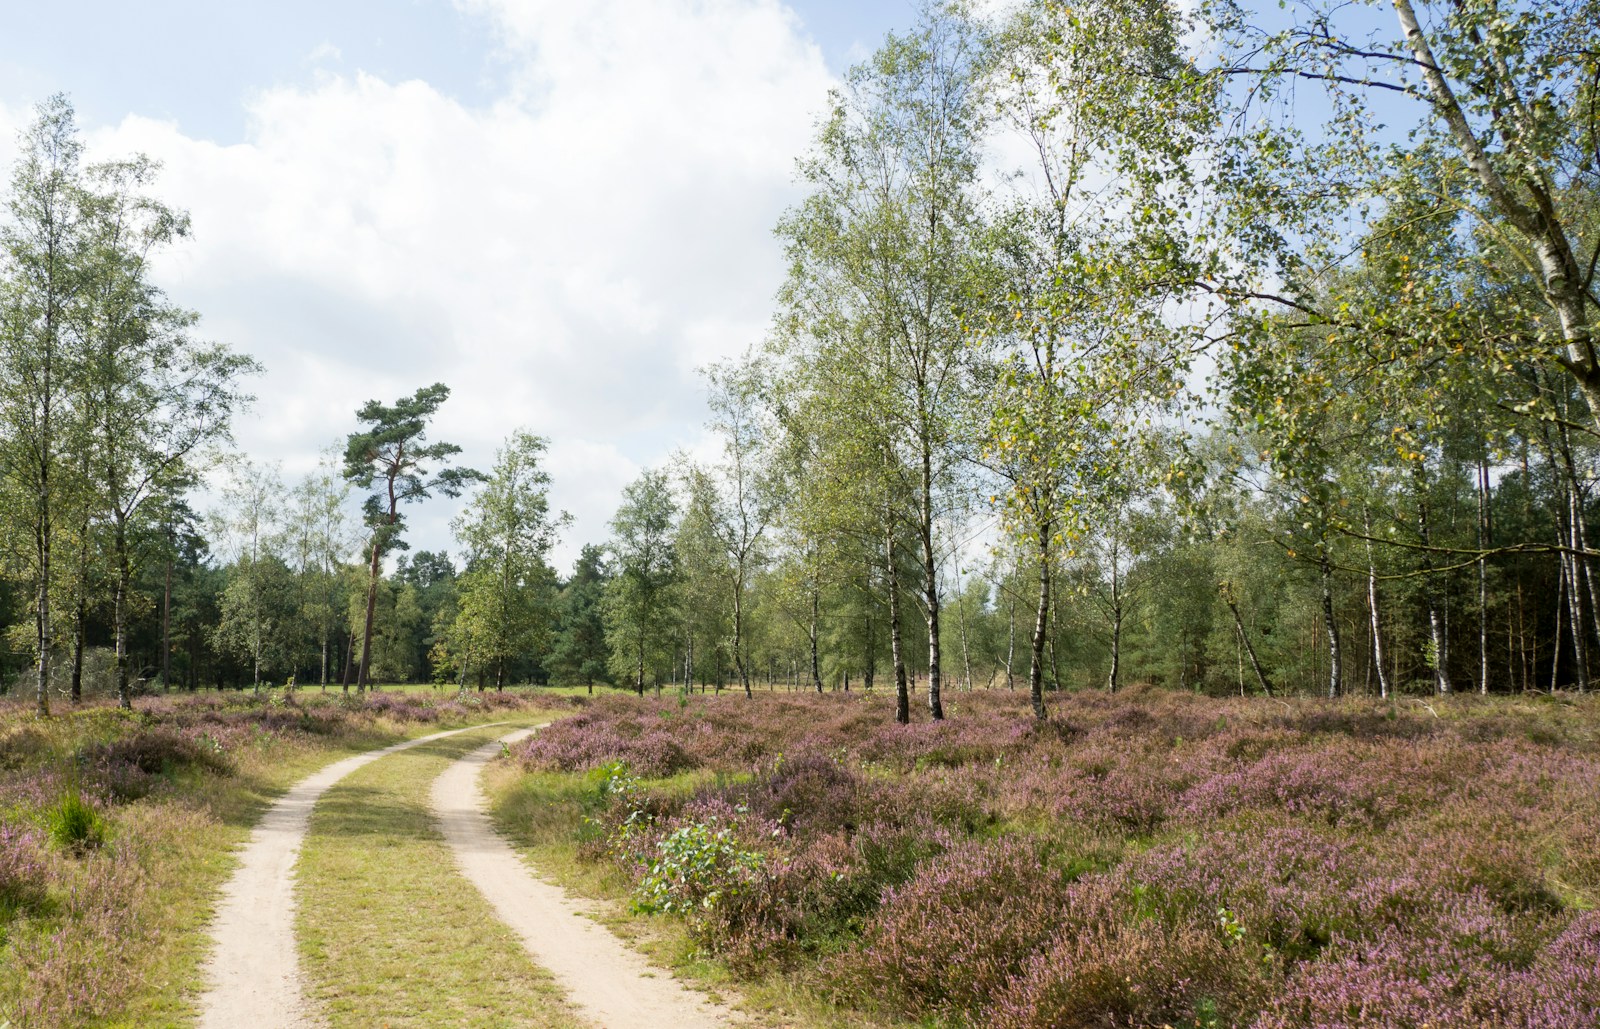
[
  {"xmin": 0, "ymin": 694, "xmax": 570, "ymax": 1029},
  {"xmin": 297, "ymin": 721, "xmax": 588, "ymax": 1029}
]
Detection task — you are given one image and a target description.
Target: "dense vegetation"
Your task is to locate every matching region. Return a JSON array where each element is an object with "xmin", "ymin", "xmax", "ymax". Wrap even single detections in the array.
[{"xmin": 509, "ymin": 689, "xmax": 1600, "ymax": 1027}]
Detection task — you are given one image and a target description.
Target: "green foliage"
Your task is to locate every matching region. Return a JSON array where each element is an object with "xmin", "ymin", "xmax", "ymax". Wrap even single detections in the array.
[
  {"xmin": 603, "ymin": 469, "xmax": 679, "ymax": 693},
  {"xmin": 631, "ymin": 820, "xmax": 765, "ymax": 917},
  {"xmin": 46, "ymin": 790, "xmax": 107, "ymax": 853}
]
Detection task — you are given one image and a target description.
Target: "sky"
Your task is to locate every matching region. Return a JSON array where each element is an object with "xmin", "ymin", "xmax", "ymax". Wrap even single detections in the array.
[{"xmin": 0, "ymin": 0, "xmax": 917, "ymax": 572}]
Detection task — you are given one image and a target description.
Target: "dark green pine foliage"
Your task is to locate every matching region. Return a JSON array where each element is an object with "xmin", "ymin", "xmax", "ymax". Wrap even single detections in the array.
[{"xmin": 549, "ymin": 544, "xmax": 612, "ymax": 691}]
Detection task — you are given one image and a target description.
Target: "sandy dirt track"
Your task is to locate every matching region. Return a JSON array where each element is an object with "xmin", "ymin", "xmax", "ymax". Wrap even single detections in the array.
[
  {"xmin": 195, "ymin": 722, "xmax": 507, "ymax": 1029},
  {"xmin": 432, "ymin": 728, "xmax": 742, "ymax": 1029}
]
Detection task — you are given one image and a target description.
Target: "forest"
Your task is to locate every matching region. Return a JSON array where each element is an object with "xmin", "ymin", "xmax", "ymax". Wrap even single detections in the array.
[{"xmin": 1, "ymin": 0, "xmax": 1597, "ymax": 724}]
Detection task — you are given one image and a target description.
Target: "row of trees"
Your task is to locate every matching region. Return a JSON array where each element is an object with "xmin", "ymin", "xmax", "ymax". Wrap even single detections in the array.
[
  {"xmin": 6, "ymin": 0, "xmax": 1597, "ymax": 725},
  {"xmin": 593, "ymin": 0, "xmax": 1600, "ymax": 721}
]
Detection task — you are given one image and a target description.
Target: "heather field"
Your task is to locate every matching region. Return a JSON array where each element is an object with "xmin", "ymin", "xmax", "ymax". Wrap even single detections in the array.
[
  {"xmin": 504, "ymin": 688, "xmax": 1600, "ymax": 1028},
  {"xmin": 0, "ymin": 688, "xmax": 570, "ymax": 1028}
]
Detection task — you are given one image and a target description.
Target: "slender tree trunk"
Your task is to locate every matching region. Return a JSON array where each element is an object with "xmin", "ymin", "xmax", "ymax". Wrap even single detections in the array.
[
  {"xmin": 810, "ymin": 586, "xmax": 823, "ymax": 693},
  {"xmin": 919, "ymin": 450, "xmax": 943, "ymax": 721},
  {"xmin": 1552, "ymin": 562, "xmax": 1566, "ymax": 692},
  {"xmin": 887, "ymin": 532, "xmax": 909, "ymax": 724},
  {"xmin": 1517, "ymin": 577, "xmax": 1530, "ymax": 692},
  {"xmin": 35, "ymin": 493, "xmax": 51, "ymax": 718},
  {"xmin": 1048, "ymin": 625, "xmax": 1062, "ymax": 691},
  {"xmin": 635, "ymin": 633, "xmax": 645, "ymax": 697},
  {"xmin": 1566, "ymin": 548, "xmax": 1591, "ymax": 693},
  {"xmin": 114, "ymin": 519, "xmax": 133, "ymax": 709},
  {"xmin": 1364, "ymin": 509, "xmax": 1391, "ymax": 699},
  {"xmin": 1105, "ymin": 533, "xmax": 1122, "ymax": 693},
  {"xmin": 1415, "ymin": 463, "xmax": 1452, "ymax": 694},
  {"xmin": 1321, "ymin": 548, "xmax": 1342, "ymax": 699},
  {"xmin": 358, "ymin": 533, "xmax": 384, "ymax": 691},
  {"xmin": 733, "ymin": 561, "xmax": 751, "ymax": 696},
  {"xmin": 163, "ymin": 559, "xmax": 174, "ymax": 691},
  {"xmin": 863, "ymin": 605, "xmax": 876, "ymax": 692},
  {"xmin": 1477, "ymin": 456, "xmax": 1491, "ymax": 694},
  {"xmin": 1222, "ymin": 584, "xmax": 1274, "ymax": 696},
  {"xmin": 1029, "ymin": 530, "xmax": 1050, "ymax": 721},
  {"xmin": 70, "ymin": 597, "xmax": 85, "ymax": 704},
  {"xmin": 341, "ymin": 628, "xmax": 357, "ymax": 693},
  {"xmin": 957, "ymin": 575, "xmax": 973, "ymax": 692},
  {"xmin": 1004, "ymin": 591, "xmax": 1016, "ymax": 690}
]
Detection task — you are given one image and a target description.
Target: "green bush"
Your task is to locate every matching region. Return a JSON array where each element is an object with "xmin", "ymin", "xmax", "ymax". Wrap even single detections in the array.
[{"xmin": 632, "ymin": 820, "xmax": 763, "ymax": 916}]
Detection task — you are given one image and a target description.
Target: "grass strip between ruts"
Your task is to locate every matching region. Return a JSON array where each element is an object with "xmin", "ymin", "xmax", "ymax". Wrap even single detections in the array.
[{"xmin": 296, "ymin": 719, "xmax": 588, "ymax": 1029}]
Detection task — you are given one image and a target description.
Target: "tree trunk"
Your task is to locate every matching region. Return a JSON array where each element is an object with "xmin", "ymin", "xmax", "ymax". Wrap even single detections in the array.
[
  {"xmin": 1415, "ymin": 463, "xmax": 1453, "ymax": 694},
  {"xmin": 919, "ymin": 452, "xmax": 944, "ymax": 721},
  {"xmin": 1222, "ymin": 583, "xmax": 1274, "ymax": 696},
  {"xmin": 733, "ymin": 562, "xmax": 751, "ymax": 697},
  {"xmin": 1477, "ymin": 456, "xmax": 1491, "ymax": 694},
  {"xmin": 1565, "ymin": 542, "xmax": 1591, "ymax": 693},
  {"xmin": 70, "ymin": 597, "xmax": 85, "ymax": 704},
  {"xmin": 114, "ymin": 519, "xmax": 132, "ymax": 710},
  {"xmin": 957, "ymin": 573, "xmax": 973, "ymax": 692},
  {"xmin": 1321, "ymin": 549, "xmax": 1342, "ymax": 699},
  {"xmin": 1004, "ymin": 591, "xmax": 1016, "ymax": 690},
  {"xmin": 1106, "ymin": 533, "xmax": 1122, "ymax": 693},
  {"xmin": 35, "ymin": 497, "xmax": 51, "ymax": 718},
  {"xmin": 810, "ymin": 586, "xmax": 823, "ymax": 693},
  {"xmin": 1364, "ymin": 509, "xmax": 1391, "ymax": 699},
  {"xmin": 358, "ymin": 533, "xmax": 384, "ymax": 691},
  {"xmin": 863, "ymin": 605, "xmax": 876, "ymax": 692},
  {"xmin": 887, "ymin": 532, "xmax": 909, "ymax": 724},
  {"xmin": 163, "ymin": 559, "xmax": 174, "ymax": 691},
  {"xmin": 1552, "ymin": 563, "xmax": 1566, "ymax": 692},
  {"xmin": 341, "ymin": 628, "xmax": 357, "ymax": 693},
  {"xmin": 1029, "ymin": 530, "xmax": 1050, "ymax": 721}
]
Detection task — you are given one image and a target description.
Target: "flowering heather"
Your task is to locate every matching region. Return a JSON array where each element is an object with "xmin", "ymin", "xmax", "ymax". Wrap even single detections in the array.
[
  {"xmin": 0, "ymin": 823, "xmax": 47, "ymax": 914},
  {"xmin": 842, "ymin": 834, "xmax": 1076, "ymax": 1018},
  {"xmin": 527, "ymin": 686, "xmax": 1600, "ymax": 1027}
]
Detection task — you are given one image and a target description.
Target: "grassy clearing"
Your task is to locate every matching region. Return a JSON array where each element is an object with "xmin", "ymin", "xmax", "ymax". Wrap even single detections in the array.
[
  {"xmin": 0, "ymin": 690, "xmax": 574, "ymax": 1028},
  {"xmin": 484, "ymin": 761, "xmax": 897, "ymax": 1029},
  {"xmin": 297, "ymin": 720, "xmax": 588, "ymax": 1029}
]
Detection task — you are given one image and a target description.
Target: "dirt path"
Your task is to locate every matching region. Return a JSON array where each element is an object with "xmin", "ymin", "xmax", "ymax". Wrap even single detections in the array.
[
  {"xmin": 196, "ymin": 722, "xmax": 509, "ymax": 1029},
  {"xmin": 432, "ymin": 728, "xmax": 742, "ymax": 1029}
]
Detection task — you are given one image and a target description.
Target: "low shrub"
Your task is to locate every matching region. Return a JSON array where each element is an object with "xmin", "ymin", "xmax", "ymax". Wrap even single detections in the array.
[
  {"xmin": 632, "ymin": 819, "xmax": 764, "ymax": 917},
  {"xmin": 841, "ymin": 835, "xmax": 1074, "ymax": 1020}
]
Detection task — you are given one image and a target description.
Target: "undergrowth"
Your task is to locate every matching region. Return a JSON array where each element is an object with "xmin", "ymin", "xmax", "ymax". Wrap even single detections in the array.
[{"xmin": 509, "ymin": 687, "xmax": 1600, "ymax": 1028}]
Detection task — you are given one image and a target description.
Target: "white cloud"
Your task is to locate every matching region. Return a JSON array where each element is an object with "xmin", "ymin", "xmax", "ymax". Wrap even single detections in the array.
[{"xmin": 0, "ymin": 2, "xmax": 836, "ymax": 572}]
